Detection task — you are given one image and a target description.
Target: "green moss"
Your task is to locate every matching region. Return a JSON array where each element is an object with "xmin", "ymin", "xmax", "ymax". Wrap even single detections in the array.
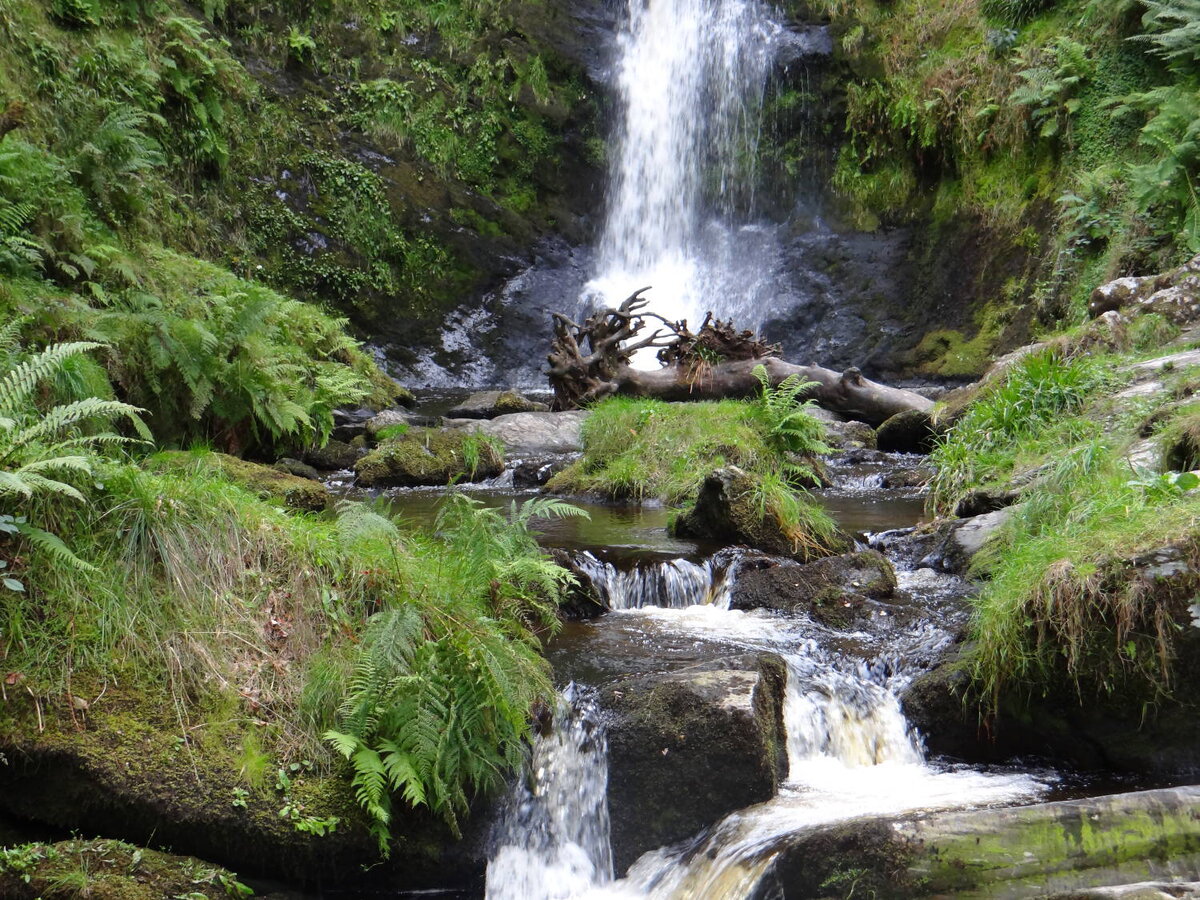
[
  {"xmin": 152, "ymin": 450, "xmax": 329, "ymax": 511},
  {"xmin": 353, "ymin": 427, "xmax": 504, "ymax": 487}
]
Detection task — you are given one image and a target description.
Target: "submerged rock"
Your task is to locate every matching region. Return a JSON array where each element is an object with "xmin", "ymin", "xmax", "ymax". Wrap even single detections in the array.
[
  {"xmin": 446, "ymin": 390, "xmax": 550, "ymax": 419},
  {"xmin": 731, "ymin": 550, "xmax": 897, "ymax": 626},
  {"xmin": 602, "ymin": 653, "xmax": 789, "ymax": 874},
  {"xmin": 673, "ymin": 466, "xmax": 851, "ymax": 561},
  {"xmin": 354, "ymin": 427, "xmax": 504, "ymax": 487},
  {"xmin": 773, "ymin": 786, "xmax": 1200, "ymax": 897}
]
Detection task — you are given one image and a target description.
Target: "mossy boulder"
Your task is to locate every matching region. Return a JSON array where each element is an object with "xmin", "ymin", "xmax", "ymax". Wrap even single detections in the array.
[
  {"xmin": 731, "ymin": 550, "xmax": 897, "ymax": 626},
  {"xmin": 153, "ymin": 451, "xmax": 329, "ymax": 511},
  {"xmin": 771, "ymin": 787, "xmax": 1200, "ymax": 897},
  {"xmin": 354, "ymin": 427, "xmax": 503, "ymax": 487},
  {"xmin": 273, "ymin": 457, "xmax": 321, "ymax": 481},
  {"xmin": 672, "ymin": 466, "xmax": 851, "ymax": 561},
  {"xmin": 601, "ymin": 654, "xmax": 789, "ymax": 874},
  {"xmin": 0, "ymin": 838, "xmax": 252, "ymax": 900},
  {"xmin": 875, "ymin": 409, "xmax": 940, "ymax": 454},
  {"xmin": 0, "ymin": 691, "xmax": 486, "ymax": 892}
]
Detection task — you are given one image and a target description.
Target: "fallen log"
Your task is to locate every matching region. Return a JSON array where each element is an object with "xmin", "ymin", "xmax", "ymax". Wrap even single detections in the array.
[{"xmin": 547, "ymin": 291, "xmax": 932, "ymax": 426}]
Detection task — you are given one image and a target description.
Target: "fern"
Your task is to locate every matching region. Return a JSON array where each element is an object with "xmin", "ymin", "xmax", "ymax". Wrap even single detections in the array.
[
  {"xmin": 1138, "ymin": 0, "xmax": 1200, "ymax": 72},
  {"xmin": 751, "ymin": 364, "xmax": 832, "ymax": 481}
]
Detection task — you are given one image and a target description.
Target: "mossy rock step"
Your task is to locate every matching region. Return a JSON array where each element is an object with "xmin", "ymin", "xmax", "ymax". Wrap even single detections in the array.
[
  {"xmin": 152, "ymin": 451, "xmax": 329, "ymax": 511},
  {"xmin": 354, "ymin": 428, "xmax": 504, "ymax": 487},
  {"xmin": 0, "ymin": 838, "xmax": 252, "ymax": 900},
  {"xmin": 773, "ymin": 786, "xmax": 1200, "ymax": 898},
  {"xmin": 0, "ymin": 690, "xmax": 483, "ymax": 891}
]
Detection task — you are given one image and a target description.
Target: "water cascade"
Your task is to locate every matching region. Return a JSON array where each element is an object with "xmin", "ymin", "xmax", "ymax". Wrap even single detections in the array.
[
  {"xmin": 569, "ymin": 551, "xmax": 743, "ymax": 611},
  {"xmin": 585, "ymin": 0, "xmax": 785, "ymax": 331},
  {"xmin": 486, "ymin": 686, "xmax": 614, "ymax": 900}
]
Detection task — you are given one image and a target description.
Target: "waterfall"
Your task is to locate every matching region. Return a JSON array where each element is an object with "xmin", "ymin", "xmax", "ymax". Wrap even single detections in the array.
[
  {"xmin": 586, "ymin": 0, "xmax": 785, "ymax": 332},
  {"xmin": 569, "ymin": 551, "xmax": 742, "ymax": 611},
  {"xmin": 486, "ymin": 685, "xmax": 614, "ymax": 900}
]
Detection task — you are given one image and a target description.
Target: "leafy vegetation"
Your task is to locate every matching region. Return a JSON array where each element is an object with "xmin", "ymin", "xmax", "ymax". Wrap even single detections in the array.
[{"xmin": 549, "ymin": 394, "xmax": 829, "ymax": 505}]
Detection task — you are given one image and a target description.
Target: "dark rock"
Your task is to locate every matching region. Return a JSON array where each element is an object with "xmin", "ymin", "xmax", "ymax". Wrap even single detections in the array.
[
  {"xmin": 952, "ymin": 486, "xmax": 1020, "ymax": 517},
  {"xmin": 881, "ymin": 466, "xmax": 929, "ymax": 490},
  {"xmin": 330, "ymin": 406, "xmax": 376, "ymax": 442},
  {"xmin": 673, "ymin": 466, "xmax": 851, "ymax": 562},
  {"xmin": 274, "ymin": 457, "xmax": 321, "ymax": 481},
  {"xmin": 602, "ymin": 654, "xmax": 789, "ymax": 874},
  {"xmin": 875, "ymin": 409, "xmax": 939, "ymax": 454},
  {"xmin": 549, "ymin": 549, "xmax": 605, "ymax": 619},
  {"xmin": 511, "ymin": 456, "xmax": 573, "ymax": 488},
  {"xmin": 446, "ymin": 390, "xmax": 549, "ymax": 419},
  {"xmin": 731, "ymin": 551, "xmax": 897, "ymax": 626},
  {"xmin": 354, "ymin": 427, "xmax": 504, "ymax": 487},
  {"xmin": 303, "ymin": 439, "xmax": 360, "ymax": 471}
]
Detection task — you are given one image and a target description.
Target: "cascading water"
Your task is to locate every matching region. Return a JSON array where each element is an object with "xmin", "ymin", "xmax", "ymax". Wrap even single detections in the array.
[
  {"xmin": 487, "ymin": 685, "xmax": 614, "ymax": 900},
  {"xmin": 485, "ymin": 541, "xmax": 1049, "ymax": 900},
  {"xmin": 585, "ymin": 0, "xmax": 785, "ymax": 332},
  {"xmin": 569, "ymin": 550, "xmax": 743, "ymax": 611}
]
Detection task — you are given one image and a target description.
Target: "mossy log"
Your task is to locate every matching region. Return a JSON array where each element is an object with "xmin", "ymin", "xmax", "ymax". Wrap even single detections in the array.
[{"xmin": 547, "ymin": 291, "xmax": 932, "ymax": 426}]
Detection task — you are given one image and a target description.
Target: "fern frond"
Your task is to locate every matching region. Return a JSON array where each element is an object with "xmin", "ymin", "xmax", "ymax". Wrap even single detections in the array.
[
  {"xmin": 0, "ymin": 342, "xmax": 104, "ymax": 417},
  {"xmin": 15, "ymin": 521, "xmax": 97, "ymax": 572}
]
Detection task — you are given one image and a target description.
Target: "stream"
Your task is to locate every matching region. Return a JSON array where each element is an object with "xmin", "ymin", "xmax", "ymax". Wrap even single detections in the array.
[{"xmin": 344, "ymin": 448, "xmax": 1083, "ymax": 899}]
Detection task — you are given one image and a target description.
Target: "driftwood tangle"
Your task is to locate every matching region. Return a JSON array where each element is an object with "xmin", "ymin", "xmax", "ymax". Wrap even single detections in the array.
[{"xmin": 547, "ymin": 290, "xmax": 933, "ymax": 426}]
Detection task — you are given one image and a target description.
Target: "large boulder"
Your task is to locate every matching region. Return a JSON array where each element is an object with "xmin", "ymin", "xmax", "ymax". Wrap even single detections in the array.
[
  {"xmin": 446, "ymin": 390, "xmax": 549, "ymax": 419},
  {"xmin": 772, "ymin": 786, "xmax": 1200, "ymax": 898},
  {"xmin": 447, "ymin": 410, "xmax": 589, "ymax": 456},
  {"xmin": 354, "ymin": 427, "xmax": 504, "ymax": 487},
  {"xmin": 673, "ymin": 466, "xmax": 851, "ymax": 562},
  {"xmin": 602, "ymin": 654, "xmax": 789, "ymax": 873},
  {"xmin": 731, "ymin": 550, "xmax": 897, "ymax": 627}
]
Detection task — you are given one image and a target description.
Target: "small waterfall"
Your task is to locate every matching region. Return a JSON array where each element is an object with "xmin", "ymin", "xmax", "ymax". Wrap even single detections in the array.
[
  {"xmin": 587, "ymin": 0, "xmax": 785, "ymax": 331},
  {"xmin": 486, "ymin": 685, "xmax": 614, "ymax": 900},
  {"xmin": 570, "ymin": 551, "xmax": 741, "ymax": 610}
]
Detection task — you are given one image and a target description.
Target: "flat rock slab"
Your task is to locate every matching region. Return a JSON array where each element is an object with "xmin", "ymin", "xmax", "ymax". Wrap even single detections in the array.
[
  {"xmin": 776, "ymin": 786, "xmax": 1200, "ymax": 898},
  {"xmin": 447, "ymin": 410, "xmax": 589, "ymax": 456}
]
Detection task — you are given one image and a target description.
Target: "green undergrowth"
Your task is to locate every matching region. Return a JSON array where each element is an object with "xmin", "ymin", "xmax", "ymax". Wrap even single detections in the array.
[
  {"xmin": 1, "ymin": 449, "xmax": 577, "ymax": 849},
  {"xmin": 806, "ymin": 0, "xmax": 1200, "ymax": 341},
  {"xmin": 928, "ymin": 334, "xmax": 1200, "ymax": 711},
  {"xmin": 548, "ymin": 392, "xmax": 829, "ymax": 505}
]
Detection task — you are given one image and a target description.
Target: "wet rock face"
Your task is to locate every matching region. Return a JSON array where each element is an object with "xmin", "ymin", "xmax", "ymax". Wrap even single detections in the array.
[
  {"xmin": 601, "ymin": 654, "xmax": 788, "ymax": 874},
  {"xmin": 731, "ymin": 550, "xmax": 897, "ymax": 626},
  {"xmin": 870, "ymin": 508, "xmax": 1012, "ymax": 575},
  {"xmin": 673, "ymin": 466, "xmax": 851, "ymax": 561}
]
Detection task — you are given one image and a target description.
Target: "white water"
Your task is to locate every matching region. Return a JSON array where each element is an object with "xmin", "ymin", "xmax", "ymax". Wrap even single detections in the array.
[
  {"xmin": 585, "ymin": 0, "xmax": 785, "ymax": 335},
  {"xmin": 485, "ymin": 564, "xmax": 1049, "ymax": 900},
  {"xmin": 570, "ymin": 552, "xmax": 742, "ymax": 611},
  {"xmin": 487, "ymin": 686, "xmax": 614, "ymax": 900}
]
